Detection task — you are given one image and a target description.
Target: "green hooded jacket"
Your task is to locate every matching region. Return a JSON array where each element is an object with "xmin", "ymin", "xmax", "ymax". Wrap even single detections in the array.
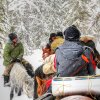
[{"xmin": 3, "ymin": 41, "xmax": 24, "ymax": 67}]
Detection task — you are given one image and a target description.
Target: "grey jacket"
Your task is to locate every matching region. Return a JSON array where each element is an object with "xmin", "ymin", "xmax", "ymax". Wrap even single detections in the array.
[{"xmin": 55, "ymin": 40, "xmax": 95, "ymax": 77}]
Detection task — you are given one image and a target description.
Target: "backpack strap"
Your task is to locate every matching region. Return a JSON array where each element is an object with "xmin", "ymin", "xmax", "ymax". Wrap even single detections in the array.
[
  {"xmin": 81, "ymin": 54, "xmax": 89, "ymax": 63},
  {"xmin": 83, "ymin": 46, "xmax": 96, "ymax": 70},
  {"xmin": 82, "ymin": 46, "xmax": 95, "ymax": 63},
  {"xmin": 83, "ymin": 46, "xmax": 95, "ymax": 56}
]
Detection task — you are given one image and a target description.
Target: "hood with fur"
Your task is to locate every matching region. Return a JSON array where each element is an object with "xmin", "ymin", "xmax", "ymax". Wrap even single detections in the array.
[{"xmin": 80, "ymin": 35, "xmax": 95, "ymax": 43}]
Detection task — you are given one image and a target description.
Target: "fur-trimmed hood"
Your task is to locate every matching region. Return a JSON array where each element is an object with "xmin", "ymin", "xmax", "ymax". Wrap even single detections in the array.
[{"xmin": 80, "ymin": 35, "xmax": 95, "ymax": 43}]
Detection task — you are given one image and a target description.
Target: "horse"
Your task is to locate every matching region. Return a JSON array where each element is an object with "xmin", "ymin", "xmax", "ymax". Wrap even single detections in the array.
[{"xmin": 10, "ymin": 62, "xmax": 34, "ymax": 100}]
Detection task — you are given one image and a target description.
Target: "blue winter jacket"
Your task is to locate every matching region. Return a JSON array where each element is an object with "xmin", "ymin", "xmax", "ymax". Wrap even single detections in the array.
[{"xmin": 55, "ymin": 40, "xmax": 95, "ymax": 77}]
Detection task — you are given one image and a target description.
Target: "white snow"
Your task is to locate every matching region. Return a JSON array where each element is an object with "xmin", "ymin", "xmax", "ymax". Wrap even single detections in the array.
[{"xmin": 24, "ymin": 49, "xmax": 43, "ymax": 70}]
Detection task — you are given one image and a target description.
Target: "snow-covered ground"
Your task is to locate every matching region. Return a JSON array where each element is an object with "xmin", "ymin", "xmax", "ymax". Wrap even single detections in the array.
[
  {"xmin": 0, "ymin": 49, "xmax": 43, "ymax": 100},
  {"xmin": 0, "ymin": 48, "xmax": 100, "ymax": 100}
]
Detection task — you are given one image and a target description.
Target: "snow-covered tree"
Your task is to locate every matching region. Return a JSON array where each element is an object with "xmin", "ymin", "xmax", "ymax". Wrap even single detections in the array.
[
  {"xmin": 0, "ymin": 0, "xmax": 10, "ymax": 35},
  {"xmin": 0, "ymin": 0, "xmax": 100, "ymax": 50}
]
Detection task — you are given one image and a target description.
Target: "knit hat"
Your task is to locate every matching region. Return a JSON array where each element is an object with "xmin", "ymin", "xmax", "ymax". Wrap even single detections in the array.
[
  {"xmin": 8, "ymin": 33, "xmax": 17, "ymax": 41},
  {"xmin": 64, "ymin": 25, "xmax": 81, "ymax": 41}
]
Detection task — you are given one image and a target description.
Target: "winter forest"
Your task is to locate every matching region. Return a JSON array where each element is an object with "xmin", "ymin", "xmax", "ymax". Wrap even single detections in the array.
[
  {"xmin": 0, "ymin": 0, "xmax": 100, "ymax": 100},
  {"xmin": 0, "ymin": 0, "xmax": 100, "ymax": 53}
]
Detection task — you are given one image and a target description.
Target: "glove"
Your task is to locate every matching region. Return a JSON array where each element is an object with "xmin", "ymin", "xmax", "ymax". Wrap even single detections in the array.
[
  {"xmin": 11, "ymin": 58, "xmax": 21, "ymax": 63},
  {"xmin": 11, "ymin": 59, "xmax": 16, "ymax": 63},
  {"xmin": 15, "ymin": 58, "xmax": 21, "ymax": 62}
]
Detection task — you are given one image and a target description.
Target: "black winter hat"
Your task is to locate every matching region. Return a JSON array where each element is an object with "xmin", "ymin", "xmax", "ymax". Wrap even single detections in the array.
[
  {"xmin": 50, "ymin": 33, "xmax": 56, "ymax": 38},
  {"xmin": 56, "ymin": 32, "xmax": 63, "ymax": 38},
  {"xmin": 49, "ymin": 33, "xmax": 56, "ymax": 43},
  {"xmin": 64, "ymin": 25, "xmax": 81, "ymax": 41},
  {"xmin": 8, "ymin": 33, "xmax": 17, "ymax": 41}
]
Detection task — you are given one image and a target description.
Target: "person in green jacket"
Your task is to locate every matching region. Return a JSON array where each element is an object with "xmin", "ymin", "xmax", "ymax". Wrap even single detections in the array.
[
  {"xmin": 3, "ymin": 33, "xmax": 34, "ymax": 86},
  {"xmin": 3, "ymin": 33, "xmax": 24, "ymax": 86}
]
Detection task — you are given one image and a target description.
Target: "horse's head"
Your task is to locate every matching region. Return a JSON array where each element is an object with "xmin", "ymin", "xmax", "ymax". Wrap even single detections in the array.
[{"xmin": 23, "ymin": 76, "xmax": 34, "ymax": 98}]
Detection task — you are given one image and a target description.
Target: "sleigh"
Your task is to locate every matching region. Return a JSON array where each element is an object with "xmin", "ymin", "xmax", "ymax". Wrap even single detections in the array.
[{"xmin": 52, "ymin": 75, "xmax": 100, "ymax": 100}]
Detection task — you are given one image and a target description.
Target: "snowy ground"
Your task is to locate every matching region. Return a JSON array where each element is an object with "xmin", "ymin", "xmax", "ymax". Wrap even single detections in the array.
[
  {"xmin": 0, "ymin": 49, "xmax": 43, "ymax": 100},
  {"xmin": 0, "ymin": 48, "xmax": 100, "ymax": 100}
]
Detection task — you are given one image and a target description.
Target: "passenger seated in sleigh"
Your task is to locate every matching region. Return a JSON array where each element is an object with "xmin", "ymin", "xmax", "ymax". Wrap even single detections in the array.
[{"xmin": 37, "ymin": 25, "xmax": 99, "ymax": 100}]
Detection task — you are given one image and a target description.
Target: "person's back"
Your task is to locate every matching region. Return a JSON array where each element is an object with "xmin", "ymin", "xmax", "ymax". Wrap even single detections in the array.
[
  {"xmin": 55, "ymin": 25, "xmax": 96, "ymax": 77},
  {"xmin": 80, "ymin": 35, "xmax": 100, "ymax": 68},
  {"xmin": 80, "ymin": 35, "xmax": 98, "ymax": 55}
]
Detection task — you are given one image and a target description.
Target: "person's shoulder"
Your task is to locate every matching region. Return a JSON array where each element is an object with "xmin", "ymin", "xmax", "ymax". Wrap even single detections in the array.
[
  {"xmin": 5, "ymin": 42, "xmax": 12, "ymax": 46},
  {"xmin": 4, "ymin": 42, "xmax": 12, "ymax": 50},
  {"xmin": 87, "ymin": 40, "xmax": 95, "ymax": 45},
  {"xmin": 18, "ymin": 42, "xmax": 23, "ymax": 45},
  {"xmin": 83, "ymin": 45, "xmax": 94, "ymax": 54}
]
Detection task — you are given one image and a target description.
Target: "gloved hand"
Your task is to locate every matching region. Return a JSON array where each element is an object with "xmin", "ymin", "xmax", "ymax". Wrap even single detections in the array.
[
  {"xmin": 15, "ymin": 58, "xmax": 21, "ymax": 62},
  {"xmin": 11, "ymin": 58, "xmax": 21, "ymax": 63},
  {"xmin": 11, "ymin": 59, "xmax": 16, "ymax": 63}
]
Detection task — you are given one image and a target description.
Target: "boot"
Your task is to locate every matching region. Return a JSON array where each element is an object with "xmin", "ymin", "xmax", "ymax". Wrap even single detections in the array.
[
  {"xmin": 4, "ymin": 75, "xmax": 10, "ymax": 87},
  {"xmin": 24, "ymin": 63, "xmax": 34, "ymax": 78}
]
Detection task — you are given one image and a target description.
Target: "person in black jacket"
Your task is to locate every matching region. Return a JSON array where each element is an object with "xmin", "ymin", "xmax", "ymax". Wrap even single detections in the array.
[{"xmin": 55, "ymin": 25, "xmax": 96, "ymax": 77}]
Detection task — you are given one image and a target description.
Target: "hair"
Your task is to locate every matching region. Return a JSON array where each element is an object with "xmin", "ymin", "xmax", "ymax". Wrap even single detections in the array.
[
  {"xmin": 49, "ymin": 33, "xmax": 56, "ymax": 43},
  {"xmin": 56, "ymin": 31, "xmax": 63, "ymax": 38},
  {"xmin": 8, "ymin": 33, "xmax": 17, "ymax": 41},
  {"xmin": 46, "ymin": 43, "xmax": 51, "ymax": 49}
]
